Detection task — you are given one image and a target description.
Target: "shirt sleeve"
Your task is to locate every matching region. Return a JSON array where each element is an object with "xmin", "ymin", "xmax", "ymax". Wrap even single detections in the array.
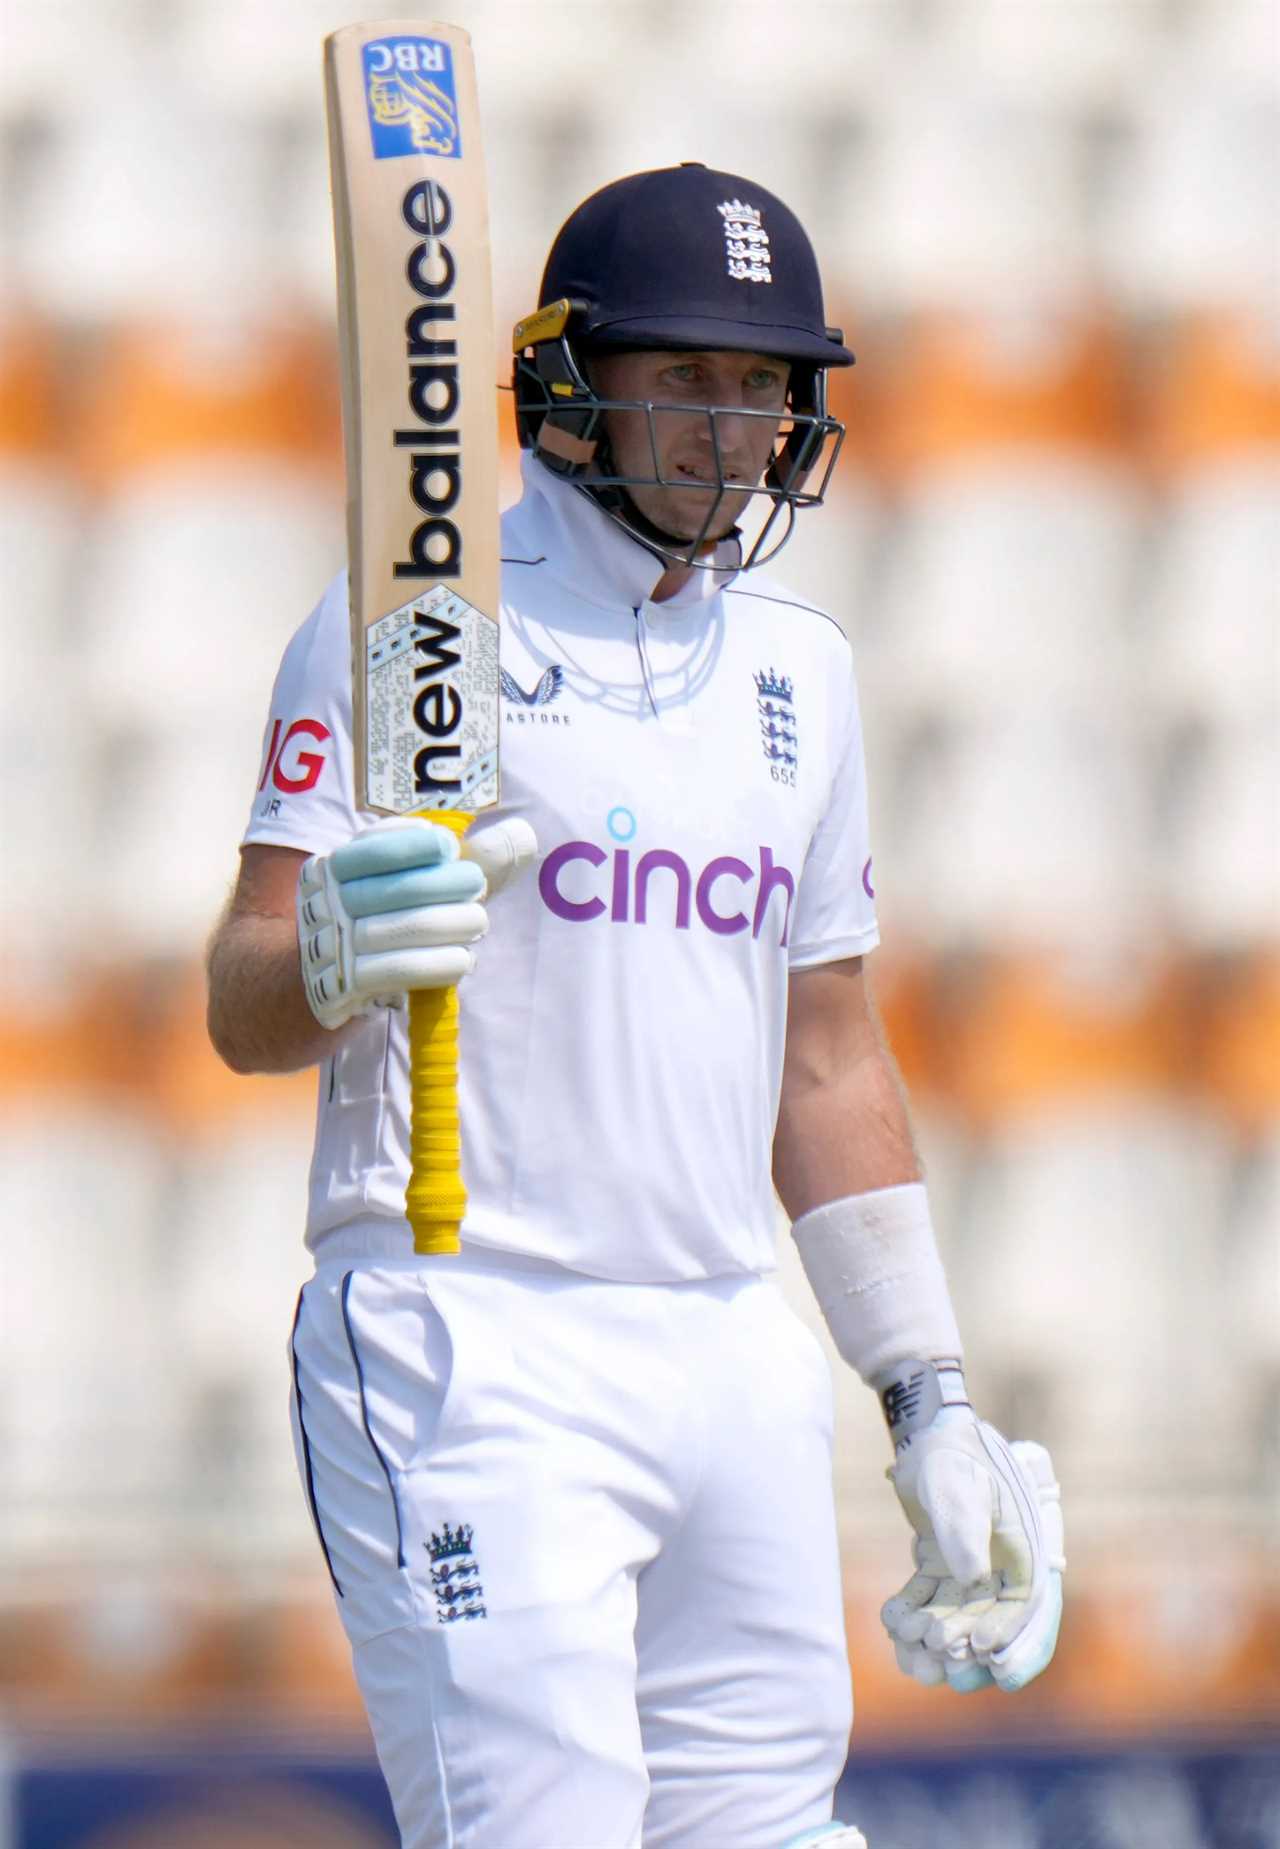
[
  {"xmin": 241, "ymin": 572, "xmax": 360, "ymax": 856},
  {"xmin": 788, "ymin": 643, "xmax": 880, "ymax": 968}
]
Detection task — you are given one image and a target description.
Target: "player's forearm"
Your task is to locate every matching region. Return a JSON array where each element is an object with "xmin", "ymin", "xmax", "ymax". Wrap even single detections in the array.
[
  {"xmin": 773, "ymin": 1036, "xmax": 921, "ymax": 1220},
  {"xmin": 206, "ymin": 911, "xmax": 348, "ymax": 1075}
]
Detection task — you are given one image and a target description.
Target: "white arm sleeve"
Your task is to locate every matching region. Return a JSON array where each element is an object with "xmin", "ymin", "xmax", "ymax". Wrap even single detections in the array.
[
  {"xmin": 242, "ymin": 572, "xmax": 360, "ymax": 857},
  {"xmin": 789, "ymin": 636, "xmax": 880, "ymax": 969}
]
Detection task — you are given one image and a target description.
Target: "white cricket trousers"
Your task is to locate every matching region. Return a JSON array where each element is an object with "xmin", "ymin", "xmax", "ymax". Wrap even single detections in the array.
[{"xmin": 288, "ymin": 1235, "xmax": 853, "ymax": 1849}]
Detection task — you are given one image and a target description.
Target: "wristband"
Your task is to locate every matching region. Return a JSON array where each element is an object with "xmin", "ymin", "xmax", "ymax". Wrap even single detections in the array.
[{"xmin": 790, "ymin": 1182, "xmax": 963, "ymax": 1385}]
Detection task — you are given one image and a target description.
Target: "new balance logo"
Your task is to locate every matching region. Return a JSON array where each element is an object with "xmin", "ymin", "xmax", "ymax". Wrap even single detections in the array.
[{"xmin": 882, "ymin": 1371, "xmax": 926, "ymax": 1433}]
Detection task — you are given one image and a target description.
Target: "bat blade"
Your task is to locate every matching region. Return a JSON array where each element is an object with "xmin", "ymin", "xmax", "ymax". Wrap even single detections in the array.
[{"xmin": 324, "ymin": 20, "xmax": 499, "ymax": 1256}]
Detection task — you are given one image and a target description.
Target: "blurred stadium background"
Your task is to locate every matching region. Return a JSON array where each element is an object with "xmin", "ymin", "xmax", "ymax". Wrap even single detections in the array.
[{"xmin": 0, "ymin": 0, "xmax": 1276, "ymax": 1844}]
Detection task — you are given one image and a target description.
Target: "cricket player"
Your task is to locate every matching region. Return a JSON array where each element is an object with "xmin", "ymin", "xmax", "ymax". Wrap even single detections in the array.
[{"xmin": 207, "ymin": 164, "xmax": 1064, "ymax": 1849}]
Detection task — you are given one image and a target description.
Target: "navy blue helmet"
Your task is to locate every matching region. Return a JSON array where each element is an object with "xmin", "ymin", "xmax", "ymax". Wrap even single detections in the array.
[{"xmin": 513, "ymin": 163, "xmax": 854, "ymax": 570}]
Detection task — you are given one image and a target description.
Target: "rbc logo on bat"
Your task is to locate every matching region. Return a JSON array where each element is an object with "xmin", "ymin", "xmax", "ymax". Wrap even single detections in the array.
[{"xmin": 363, "ymin": 37, "xmax": 461, "ymax": 160}]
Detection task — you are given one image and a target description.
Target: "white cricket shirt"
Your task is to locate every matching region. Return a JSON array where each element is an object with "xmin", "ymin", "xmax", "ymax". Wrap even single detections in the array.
[{"xmin": 244, "ymin": 456, "xmax": 878, "ymax": 1281}]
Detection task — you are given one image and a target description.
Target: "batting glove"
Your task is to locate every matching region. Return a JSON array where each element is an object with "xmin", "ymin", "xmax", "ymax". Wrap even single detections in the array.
[
  {"xmin": 297, "ymin": 815, "xmax": 536, "ymax": 1032},
  {"xmin": 877, "ymin": 1361, "xmax": 1065, "ymax": 1695}
]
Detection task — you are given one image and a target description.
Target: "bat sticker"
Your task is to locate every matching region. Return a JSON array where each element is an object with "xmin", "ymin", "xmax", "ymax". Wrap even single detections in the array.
[{"xmin": 363, "ymin": 37, "xmax": 462, "ymax": 160}]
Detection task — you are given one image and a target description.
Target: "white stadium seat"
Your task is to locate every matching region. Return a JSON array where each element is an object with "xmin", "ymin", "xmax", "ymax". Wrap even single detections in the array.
[
  {"xmin": 1142, "ymin": 459, "xmax": 1280, "ymax": 731},
  {"xmin": 0, "ymin": 0, "xmax": 158, "ymax": 115},
  {"xmin": 872, "ymin": 457, "xmax": 1142, "ymax": 719},
  {"xmin": 848, "ymin": 68, "xmax": 1091, "ymax": 315},
  {"xmin": 1101, "ymin": 70, "xmax": 1280, "ymax": 315},
  {"xmin": 1156, "ymin": 720, "xmax": 1279, "ymax": 952},
  {"xmin": 168, "ymin": 1120, "xmax": 317, "ymax": 1547},
  {"xmin": 177, "ymin": 0, "xmax": 388, "ymax": 109},
  {"xmin": 0, "ymin": 462, "xmax": 75, "ymax": 651},
  {"xmin": 11, "ymin": 54, "xmax": 279, "ymax": 322},
  {"xmin": 923, "ymin": 0, "xmax": 1169, "ymax": 111},
  {"xmin": 951, "ymin": 1103, "xmax": 1229, "ymax": 1498},
  {"xmin": 880, "ymin": 702, "xmax": 1150, "ymax": 955},
  {"xmin": 0, "ymin": 1108, "xmax": 179, "ymax": 1558},
  {"xmin": 81, "ymin": 467, "xmax": 340, "ymax": 959},
  {"xmin": 84, "ymin": 468, "xmax": 338, "ymax": 728},
  {"xmin": 0, "ymin": 464, "xmax": 96, "ymax": 995},
  {"xmin": 1222, "ymin": 1129, "xmax": 1280, "ymax": 1374},
  {"xmin": 1174, "ymin": 0, "xmax": 1280, "ymax": 102}
]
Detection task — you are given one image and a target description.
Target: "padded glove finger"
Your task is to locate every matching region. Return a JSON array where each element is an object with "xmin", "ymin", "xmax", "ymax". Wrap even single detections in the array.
[
  {"xmin": 894, "ymin": 1637, "xmax": 947, "ymax": 1687},
  {"xmin": 461, "ymin": 816, "xmax": 538, "ymax": 896},
  {"xmin": 329, "ymin": 817, "xmax": 459, "ymax": 881},
  {"xmin": 880, "ymin": 1573, "xmax": 939, "ymax": 1639},
  {"xmin": 943, "ymin": 1656, "xmax": 995, "ymax": 1695},
  {"xmin": 352, "ymin": 944, "xmax": 475, "ymax": 993},
  {"xmin": 889, "ymin": 1572, "xmax": 966, "ymax": 1646},
  {"xmin": 353, "ymin": 902, "xmax": 489, "ymax": 954},
  {"xmin": 341, "ymin": 857, "xmax": 486, "ymax": 918},
  {"xmin": 924, "ymin": 1576, "xmax": 1000, "ymax": 1656}
]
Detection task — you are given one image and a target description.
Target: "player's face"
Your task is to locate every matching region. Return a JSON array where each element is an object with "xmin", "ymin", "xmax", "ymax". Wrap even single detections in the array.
[{"xmin": 589, "ymin": 348, "xmax": 791, "ymax": 544}]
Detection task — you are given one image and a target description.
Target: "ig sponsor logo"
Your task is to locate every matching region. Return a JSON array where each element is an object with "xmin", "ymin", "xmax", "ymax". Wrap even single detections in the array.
[{"xmin": 258, "ymin": 717, "xmax": 331, "ymax": 796}]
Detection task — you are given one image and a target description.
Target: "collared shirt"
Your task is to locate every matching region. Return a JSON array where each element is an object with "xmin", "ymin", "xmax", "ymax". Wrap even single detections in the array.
[{"xmin": 244, "ymin": 456, "xmax": 878, "ymax": 1281}]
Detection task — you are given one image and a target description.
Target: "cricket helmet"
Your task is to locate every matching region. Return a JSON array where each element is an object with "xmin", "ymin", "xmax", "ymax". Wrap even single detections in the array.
[{"xmin": 512, "ymin": 163, "xmax": 854, "ymax": 570}]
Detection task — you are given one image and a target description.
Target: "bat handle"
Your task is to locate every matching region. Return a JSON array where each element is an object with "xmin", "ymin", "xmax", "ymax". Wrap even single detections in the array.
[{"xmin": 406, "ymin": 808, "xmax": 472, "ymax": 1255}]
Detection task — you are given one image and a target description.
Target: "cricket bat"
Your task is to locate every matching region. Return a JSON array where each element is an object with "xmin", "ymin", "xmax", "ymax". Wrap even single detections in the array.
[{"xmin": 324, "ymin": 21, "xmax": 499, "ymax": 1255}]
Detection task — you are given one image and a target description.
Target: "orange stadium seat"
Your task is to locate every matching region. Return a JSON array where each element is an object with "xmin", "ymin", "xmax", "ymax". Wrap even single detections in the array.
[
  {"xmin": 75, "ymin": 318, "xmax": 343, "ymax": 494},
  {"xmin": 877, "ymin": 308, "xmax": 1134, "ymax": 482},
  {"xmin": 941, "ymin": 953, "xmax": 1186, "ymax": 1129},
  {"xmin": 1156, "ymin": 723, "xmax": 1278, "ymax": 951},
  {"xmin": 0, "ymin": 317, "xmax": 102, "ymax": 1003},
  {"xmin": 0, "ymin": 315, "xmax": 62, "ymax": 461},
  {"xmin": 1194, "ymin": 952, "xmax": 1280, "ymax": 1134},
  {"xmin": 1146, "ymin": 308, "xmax": 1280, "ymax": 478},
  {"xmin": 144, "ymin": 963, "xmax": 316, "ymax": 1137},
  {"xmin": 253, "ymin": 1597, "xmax": 368, "ymax": 1721}
]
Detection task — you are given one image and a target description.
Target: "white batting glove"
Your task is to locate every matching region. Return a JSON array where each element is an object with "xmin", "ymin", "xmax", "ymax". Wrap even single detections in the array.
[
  {"xmin": 297, "ymin": 815, "xmax": 536, "ymax": 1032},
  {"xmin": 876, "ymin": 1360, "xmax": 1065, "ymax": 1696}
]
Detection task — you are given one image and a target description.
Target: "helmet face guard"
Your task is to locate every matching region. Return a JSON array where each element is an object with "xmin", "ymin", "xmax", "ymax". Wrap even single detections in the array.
[{"xmin": 513, "ymin": 299, "xmax": 847, "ymax": 571}]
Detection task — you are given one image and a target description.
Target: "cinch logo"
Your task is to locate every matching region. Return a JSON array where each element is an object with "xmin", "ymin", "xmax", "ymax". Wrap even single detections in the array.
[{"xmin": 539, "ymin": 839, "xmax": 797, "ymax": 945}]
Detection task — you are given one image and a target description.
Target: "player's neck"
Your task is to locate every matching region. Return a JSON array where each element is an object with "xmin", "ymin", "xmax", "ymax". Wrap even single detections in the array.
[{"xmin": 649, "ymin": 565, "xmax": 695, "ymax": 603}]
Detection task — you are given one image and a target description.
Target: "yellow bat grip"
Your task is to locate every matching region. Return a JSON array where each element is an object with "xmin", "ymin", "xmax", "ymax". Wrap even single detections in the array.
[{"xmin": 406, "ymin": 808, "xmax": 472, "ymax": 1255}]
